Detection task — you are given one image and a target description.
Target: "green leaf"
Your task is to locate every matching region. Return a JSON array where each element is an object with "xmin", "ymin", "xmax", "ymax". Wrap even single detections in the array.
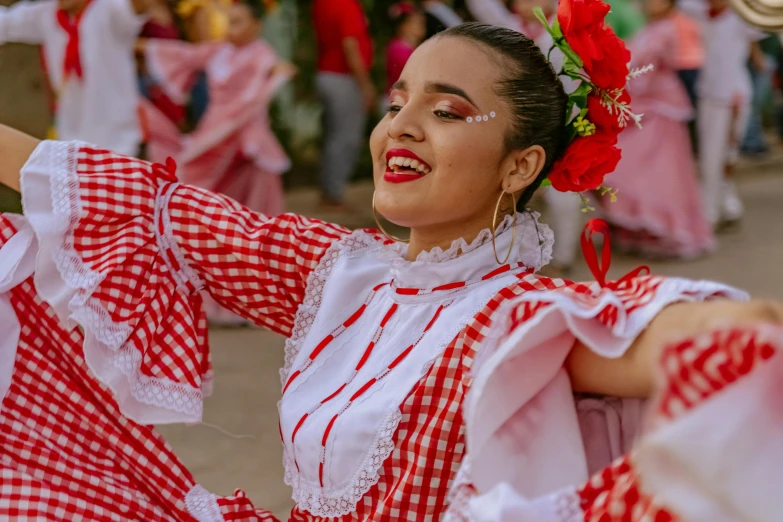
[
  {"xmin": 550, "ymin": 20, "xmax": 564, "ymax": 40},
  {"xmin": 567, "ymin": 82, "xmax": 591, "ymax": 111},
  {"xmin": 541, "ymin": 179, "xmax": 552, "ymax": 187},
  {"xmin": 533, "ymin": 7, "xmax": 552, "ymax": 32}
]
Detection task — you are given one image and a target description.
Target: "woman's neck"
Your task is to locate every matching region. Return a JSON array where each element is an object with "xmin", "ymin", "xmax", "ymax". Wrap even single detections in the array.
[{"xmin": 406, "ymin": 208, "xmax": 509, "ymax": 261}]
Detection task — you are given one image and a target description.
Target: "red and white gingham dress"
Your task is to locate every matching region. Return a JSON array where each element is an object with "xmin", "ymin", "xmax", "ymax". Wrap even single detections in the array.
[{"xmin": 1, "ymin": 141, "xmax": 778, "ymax": 521}]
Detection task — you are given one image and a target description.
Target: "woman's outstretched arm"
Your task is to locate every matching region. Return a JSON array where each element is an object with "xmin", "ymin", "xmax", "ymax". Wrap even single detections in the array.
[
  {"xmin": 0, "ymin": 124, "xmax": 39, "ymax": 192},
  {"xmin": 567, "ymin": 299, "xmax": 783, "ymax": 397}
]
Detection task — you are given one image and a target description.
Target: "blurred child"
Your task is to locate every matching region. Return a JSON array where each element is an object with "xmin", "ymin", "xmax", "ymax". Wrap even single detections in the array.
[
  {"xmin": 386, "ymin": 2, "xmax": 426, "ymax": 95},
  {"xmin": 0, "ymin": 0, "xmax": 149, "ymax": 155},
  {"xmin": 602, "ymin": 0, "xmax": 714, "ymax": 259},
  {"xmin": 139, "ymin": 0, "xmax": 295, "ymax": 325}
]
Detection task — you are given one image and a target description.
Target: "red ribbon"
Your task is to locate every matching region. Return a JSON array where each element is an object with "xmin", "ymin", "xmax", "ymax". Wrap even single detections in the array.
[
  {"xmin": 580, "ymin": 218, "xmax": 650, "ymax": 289},
  {"xmin": 56, "ymin": 7, "xmax": 88, "ymax": 81},
  {"xmin": 152, "ymin": 157, "xmax": 179, "ymax": 182}
]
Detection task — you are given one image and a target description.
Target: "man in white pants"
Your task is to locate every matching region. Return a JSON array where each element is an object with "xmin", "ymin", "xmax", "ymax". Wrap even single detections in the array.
[{"xmin": 691, "ymin": 0, "xmax": 763, "ymax": 227}]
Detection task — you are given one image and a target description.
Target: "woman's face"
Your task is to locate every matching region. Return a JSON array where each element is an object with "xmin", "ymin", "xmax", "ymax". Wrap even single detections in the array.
[{"xmin": 370, "ymin": 37, "xmax": 542, "ymax": 233}]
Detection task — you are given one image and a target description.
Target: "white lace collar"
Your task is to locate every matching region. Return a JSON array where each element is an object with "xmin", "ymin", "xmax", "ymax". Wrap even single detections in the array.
[{"xmin": 378, "ymin": 212, "xmax": 554, "ymax": 290}]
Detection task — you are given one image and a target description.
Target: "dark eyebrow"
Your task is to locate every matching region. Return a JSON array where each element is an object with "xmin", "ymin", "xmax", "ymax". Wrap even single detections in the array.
[
  {"xmin": 391, "ymin": 80, "xmax": 406, "ymax": 91},
  {"xmin": 424, "ymin": 82, "xmax": 480, "ymax": 110}
]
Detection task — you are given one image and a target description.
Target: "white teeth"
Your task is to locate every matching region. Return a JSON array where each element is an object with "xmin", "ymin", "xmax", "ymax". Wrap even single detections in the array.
[{"xmin": 387, "ymin": 156, "xmax": 431, "ymax": 174}]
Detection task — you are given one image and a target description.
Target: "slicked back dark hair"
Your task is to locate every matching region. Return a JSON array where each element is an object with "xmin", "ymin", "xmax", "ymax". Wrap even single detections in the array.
[{"xmin": 437, "ymin": 23, "xmax": 569, "ymax": 208}]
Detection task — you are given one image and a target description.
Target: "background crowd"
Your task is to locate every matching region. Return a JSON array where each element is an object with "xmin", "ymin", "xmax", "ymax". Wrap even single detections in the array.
[{"xmin": 1, "ymin": 0, "xmax": 781, "ymax": 292}]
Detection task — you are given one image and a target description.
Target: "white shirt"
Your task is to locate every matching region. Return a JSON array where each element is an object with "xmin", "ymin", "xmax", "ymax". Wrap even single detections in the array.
[
  {"xmin": 0, "ymin": 0, "xmax": 144, "ymax": 155},
  {"xmin": 423, "ymin": 1, "xmax": 463, "ymax": 28},
  {"xmin": 695, "ymin": 8, "xmax": 763, "ymax": 102}
]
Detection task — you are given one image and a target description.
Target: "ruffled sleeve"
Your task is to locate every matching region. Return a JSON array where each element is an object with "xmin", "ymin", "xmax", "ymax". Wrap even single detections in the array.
[
  {"xmin": 446, "ymin": 274, "xmax": 747, "ymax": 520},
  {"xmin": 0, "ymin": 214, "xmax": 37, "ymax": 403},
  {"xmin": 21, "ymin": 140, "xmax": 348, "ymax": 425},
  {"xmin": 458, "ymin": 323, "xmax": 783, "ymax": 522}
]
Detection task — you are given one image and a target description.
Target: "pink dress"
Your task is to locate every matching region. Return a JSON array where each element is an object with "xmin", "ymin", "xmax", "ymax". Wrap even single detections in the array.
[
  {"xmin": 141, "ymin": 39, "xmax": 291, "ymax": 216},
  {"xmin": 601, "ymin": 18, "xmax": 715, "ymax": 259},
  {"xmin": 4, "ymin": 141, "xmax": 777, "ymax": 522},
  {"xmin": 141, "ymin": 38, "xmax": 294, "ymax": 324}
]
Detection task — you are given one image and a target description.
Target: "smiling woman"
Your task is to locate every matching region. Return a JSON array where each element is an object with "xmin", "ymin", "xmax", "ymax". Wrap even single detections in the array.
[
  {"xmin": 372, "ymin": 25, "xmax": 567, "ymax": 261},
  {"xmin": 0, "ymin": 13, "xmax": 781, "ymax": 522}
]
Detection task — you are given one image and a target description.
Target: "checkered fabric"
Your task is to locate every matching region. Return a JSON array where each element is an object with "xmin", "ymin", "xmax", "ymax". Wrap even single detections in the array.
[
  {"xmin": 0, "ymin": 215, "xmax": 279, "ymax": 522},
  {"xmin": 6, "ymin": 144, "xmax": 762, "ymax": 521},
  {"xmin": 577, "ymin": 325, "xmax": 780, "ymax": 522}
]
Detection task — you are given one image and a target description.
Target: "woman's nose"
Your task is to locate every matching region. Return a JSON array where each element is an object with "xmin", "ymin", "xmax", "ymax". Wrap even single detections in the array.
[{"xmin": 387, "ymin": 104, "xmax": 425, "ymax": 142}]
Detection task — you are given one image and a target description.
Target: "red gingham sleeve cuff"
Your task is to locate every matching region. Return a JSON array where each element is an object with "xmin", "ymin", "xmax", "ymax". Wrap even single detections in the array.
[{"xmin": 21, "ymin": 140, "xmax": 212, "ymax": 425}]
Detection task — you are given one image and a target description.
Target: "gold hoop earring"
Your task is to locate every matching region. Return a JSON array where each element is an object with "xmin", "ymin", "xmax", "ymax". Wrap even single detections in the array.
[
  {"xmin": 491, "ymin": 191, "xmax": 517, "ymax": 265},
  {"xmin": 372, "ymin": 192, "xmax": 410, "ymax": 243}
]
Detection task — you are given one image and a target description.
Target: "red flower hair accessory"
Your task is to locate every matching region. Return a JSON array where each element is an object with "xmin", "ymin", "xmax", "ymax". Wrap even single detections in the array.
[{"xmin": 534, "ymin": 0, "xmax": 651, "ymax": 209}]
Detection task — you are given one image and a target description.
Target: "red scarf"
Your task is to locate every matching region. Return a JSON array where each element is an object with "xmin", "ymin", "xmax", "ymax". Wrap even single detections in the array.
[{"xmin": 56, "ymin": 6, "xmax": 89, "ymax": 81}]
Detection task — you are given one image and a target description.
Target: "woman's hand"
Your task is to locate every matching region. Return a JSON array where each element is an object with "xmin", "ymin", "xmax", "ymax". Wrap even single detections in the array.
[
  {"xmin": 566, "ymin": 299, "xmax": 783, "ymax": 398},
  {"xmin": 0, "ymin": 125, "xmax": 39, "ymax": 193}
]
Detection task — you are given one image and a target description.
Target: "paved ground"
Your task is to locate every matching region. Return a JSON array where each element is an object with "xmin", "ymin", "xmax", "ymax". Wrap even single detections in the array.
[{"xmin": 158, "ymin": 169, "xmax": 783, "ymax": 519}]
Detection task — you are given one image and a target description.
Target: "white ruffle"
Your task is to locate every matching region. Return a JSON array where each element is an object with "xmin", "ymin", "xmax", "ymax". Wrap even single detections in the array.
[
  {"xmin": 458, "ymin": 276, "xmax": 748, "ymax": 519},
  {"xmin": 288, "ymin": 409, "xmax": 402, "ymax": 519},
  {"xmin": 379, "ymin": 211, "xmax": 554, "ymax": 273},
  {"xmin": 21, "ymin": 140, "xmax": 207, "ymax": 424},
  {"xmin": 0, "ymin": 215, "xmax": 38, "ymax": 404},
  {"xmin": 185, "ymin": 484, "xmax": 224, "ymax": 522},
  {"xmin": 280, "ymin": 229, "xmax": 380, "ymax": 385}
]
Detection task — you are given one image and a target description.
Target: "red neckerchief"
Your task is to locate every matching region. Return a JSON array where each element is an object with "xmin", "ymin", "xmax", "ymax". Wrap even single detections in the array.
[
  {"xmin": 708, "ymin": 5, "xmax": 728, "ymax": 19},
  {"xmin": 56, "ymin": 3, "xmax": 90, "ymax": 81}
]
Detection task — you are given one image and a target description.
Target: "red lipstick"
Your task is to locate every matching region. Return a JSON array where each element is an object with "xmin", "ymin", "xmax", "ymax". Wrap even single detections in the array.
[{"xmin": 384, "ymin": 148, "xmax": 431, "ymax": 184}]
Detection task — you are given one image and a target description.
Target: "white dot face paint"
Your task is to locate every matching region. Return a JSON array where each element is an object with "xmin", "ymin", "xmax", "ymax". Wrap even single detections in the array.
[{"xmin": 466, "ymin": 113, "xmax": 499, "ymax": 124}]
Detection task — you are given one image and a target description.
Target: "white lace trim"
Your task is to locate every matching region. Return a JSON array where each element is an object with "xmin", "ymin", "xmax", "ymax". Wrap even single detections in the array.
[
  {"xmin": 443, "ymin": 458, "xmax": 474, "ymax": 522},
  {"xmin": 446, "ymin": 457, "xmax": 582, "ymax": 522},
  {"xmin": 154, "ymin": 182, "xmax": 205, "ymax": 294},
  {"xmin": 22, "ymin": 140, "xmax": 207, "ymax": 424},
  {"xmin": 286, "ymin": 408, "xmax": 401, "ymax": 518},
  {"xmin": 279, "ymin": 229, "xmax": 380, "ymax": 386},
  {"xmin": 379, "ymin": 211, "xmax": 554, "ymax": 273},
  {"xmin": 185, "ymin": 484, "xmax": 224, "ymax": 522}
]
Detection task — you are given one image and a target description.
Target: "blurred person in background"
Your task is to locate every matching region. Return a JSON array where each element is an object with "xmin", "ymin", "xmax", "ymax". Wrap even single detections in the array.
[
  {"xmin": 741, "ymin": 33, "xmax": 781, "ymax": 156},
  {"xmin": 423, "ymin": 0, "xmax": 463, "ymax": 39},
  {"xmin": 466, "ymin": 0, "xmax": 583, "ymax": 277},
  {"xmin": 695, "ymin": 0, "xmax": 764, "ymax": 228},
  {"xmin": 0, "ymin": 0, "xmax": 151, "ymax": 156},
  {"xmin": 670, "ymin": 3, "xmax": 703, "ymax": 152},
  {"xmin": 601, "ymin": 0, "xmax": 714, "ymax": 259},
  {"xmin": 385, "ymin": 2, "xmax": 426, "ymax": 104},
  {"xmin": 138, "ymin": 0, "xmax": 294, "ymax": 214},
  {"xmin": 137, "ymin": 0, "xmax": 185, "ymax": 129},
  {"xmin": 312, "ymin": 0, "xmax": 375, "ymax": 212},
  {"xmin": 138, "ymin": 0, "xmax": 295, "ymax": 325}
]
